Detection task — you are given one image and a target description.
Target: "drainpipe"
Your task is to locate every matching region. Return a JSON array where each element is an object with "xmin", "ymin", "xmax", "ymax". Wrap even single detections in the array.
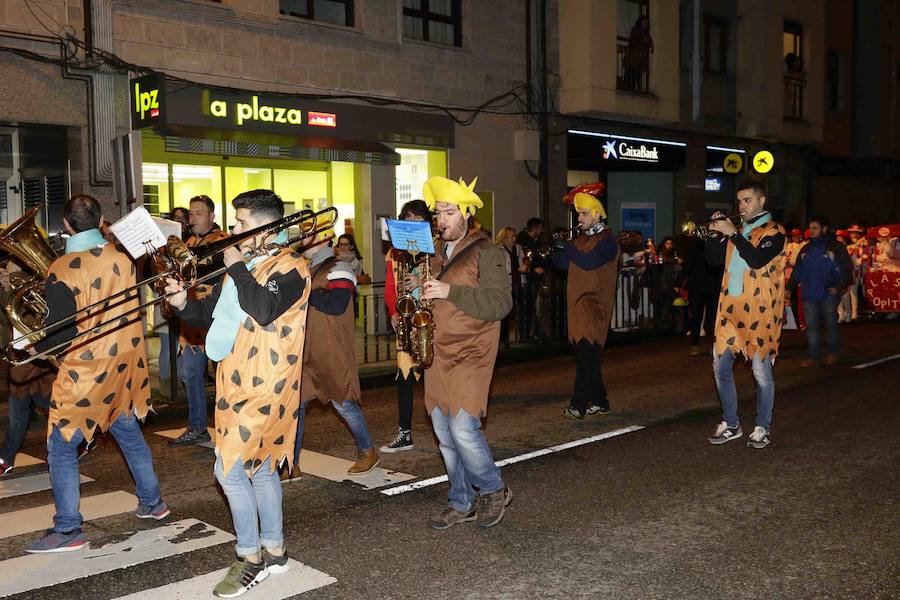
[{"xmin": 538, "ymin": 0, "xmax": 550, "ymax": 228}]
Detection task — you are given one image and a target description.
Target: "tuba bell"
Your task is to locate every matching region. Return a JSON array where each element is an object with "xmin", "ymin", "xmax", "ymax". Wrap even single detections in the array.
[{"xmin": 0, "ymin": 207, "xmax": 58, "ymax": 355}]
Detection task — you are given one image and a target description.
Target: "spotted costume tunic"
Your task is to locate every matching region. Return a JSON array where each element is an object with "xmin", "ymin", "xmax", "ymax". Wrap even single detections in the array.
[
  {"xmin": 713, "ymin": 220, "xmax": 788, "ymax": 360},
  {"xmin": 41, "ymin": 244, "xmax": 150, "ymax": 444}
]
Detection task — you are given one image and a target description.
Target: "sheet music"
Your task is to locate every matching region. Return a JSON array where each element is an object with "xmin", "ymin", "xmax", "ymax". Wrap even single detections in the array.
[
  {"xmin": 153, "ymin": 217, "xmax": 182, "ymax": 242},
  {"xmin": 386, "ymin": 219, "xmax": 435, "ymax": 255},
  {"xmin": 109, "ymin": 207, "xmax": 167, "ymax": 259}
]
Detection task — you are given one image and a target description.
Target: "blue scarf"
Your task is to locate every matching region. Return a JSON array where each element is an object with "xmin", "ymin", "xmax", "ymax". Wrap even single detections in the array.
[
  {"xmin": 727, "ymin": 212, "xmax": 772, "ymax": 296},
  {"xmin": 65, "ymin": 229, "xmax": 107, "ymax": 254},
  {"xmin": 205, "ymin": 231, "xmax": 288, "ymax": 362}
]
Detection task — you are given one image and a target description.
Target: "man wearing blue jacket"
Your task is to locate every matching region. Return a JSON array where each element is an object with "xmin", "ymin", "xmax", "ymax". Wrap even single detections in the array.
[{"xmin": 788, "ymin": 216, "xmax": 852, "ymax": 366}]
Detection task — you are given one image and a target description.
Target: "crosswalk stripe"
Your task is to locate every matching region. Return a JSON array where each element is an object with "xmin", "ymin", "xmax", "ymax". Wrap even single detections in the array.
[
  {"xmin": 0, "ymin": 471, "xmax": 93, "ymax": 500},
  {"xmin": 13, "ymin": 453, "xmax": 44, "ymax": 467},
  {"xmin": 0, "ymin": 491, "xmax": 138, "ymax": 539},
  {"xmin": 111, "ymin": 558, "xmax": 337, "ymax": 599},
  {"xmin": 155, "ymin": 429, "xmax": 416, "ymax": 490},
  {"xmin": 0, "ymin": 518, "xmax": 235, "ymax": 598}
]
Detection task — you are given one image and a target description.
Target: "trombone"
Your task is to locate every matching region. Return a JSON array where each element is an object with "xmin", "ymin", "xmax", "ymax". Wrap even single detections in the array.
[{"xmin": 8, "ymin": 206, "xmax": 338, "ymax": 366}]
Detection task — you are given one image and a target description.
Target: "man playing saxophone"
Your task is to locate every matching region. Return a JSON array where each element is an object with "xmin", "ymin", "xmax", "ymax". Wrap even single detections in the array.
[{"xmin": 419, "ymin": 176, "xmax": 513, "ymax": 530}]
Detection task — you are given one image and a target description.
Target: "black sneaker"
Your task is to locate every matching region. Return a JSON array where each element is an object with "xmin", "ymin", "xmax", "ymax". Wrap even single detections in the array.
[
  {"xmin": 562, "ymin": 406, "xmax": 583, "ymax": 420},
  {"xmin": 77, "ymin": 438, "xmax": 95, "ymax": 461},
  {"xmin": 261, "ymin": 547, "xmax": 289, "ymax": 574},
  {"xmin": 380, "ymin": 428, "xmax": 414, "ymax": 453},
  {"xmin": 707, "ymin": 421, "xmax": 743, "ymax": 445},
  {"xmin": 585, "ymin": 404, "xmax": 610, "ymax": 416},
  {"xmin": 168, "ymin": 429, "xmax": 211, "ymax": 447}
]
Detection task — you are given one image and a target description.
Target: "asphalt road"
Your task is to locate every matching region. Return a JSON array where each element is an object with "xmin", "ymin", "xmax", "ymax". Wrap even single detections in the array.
[{"xmin": 1, "ymin": 321, "xmax": 898, "ymax": 599}]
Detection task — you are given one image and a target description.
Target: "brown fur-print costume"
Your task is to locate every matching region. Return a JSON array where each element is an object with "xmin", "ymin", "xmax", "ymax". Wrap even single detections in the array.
[
  {"xmin": 300, "ymin": 256, "xmax": 360, "ymax": 406},
  {"xmin": 714, "ymin": 220, "xmax": 788, "ymax": 360},
  {"xmin": 214, "ymin": 249, "xmax": 310, "ymax": 475},
  {"xmin": 566, "ymin": 229, "xmax": 619, "ymax": 347},
  {"xmin": 47, "ymin": 244, "xmax": 150, "ymax": 444}
]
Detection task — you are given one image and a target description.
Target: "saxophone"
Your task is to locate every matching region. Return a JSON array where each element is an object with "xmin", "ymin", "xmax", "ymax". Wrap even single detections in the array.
[
  {"xmin": 394, "ymin": 250, "xmax": 416, "ymax": 355},
  {"xmin": 410, "ymin": 253, "xmax": 434, "ymax": 369}
]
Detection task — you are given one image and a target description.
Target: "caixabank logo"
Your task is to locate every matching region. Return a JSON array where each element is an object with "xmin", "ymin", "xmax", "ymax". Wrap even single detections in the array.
[{"xmin": 602, "ymin": 139, "xmax": 660, "ymax": 163}]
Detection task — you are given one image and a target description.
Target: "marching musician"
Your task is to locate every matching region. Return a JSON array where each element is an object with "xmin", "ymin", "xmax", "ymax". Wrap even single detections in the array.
[
  {"xmin": 380, "ymin": 199, "xmax": 432, "ymax": 454},
  {"xmin": 705, "ymin": 180, "xmax": 787, "ymax": 449},
  {"xmin": 550, "ymin": 184, "xmax": 619, "ymax": 421},
  {"xmin": 0, "ymin": 258, "xmax": 56, "ymax": 476},
  {"xmin": 166, "ymin": 190, "xmax": 310, "ymax": 597},
  {"xmin": 290, "ymin": 224, "xmax": 380, "ymax": 479},
  {"xmin": 26, "ymin": 195, "xmax": 169, "ymax": 554},
  {"xmin": 168, "ymin": 194, "xmax": 229, "ymax": 448},
  {"xmin": 419, "ymin": 176, "xmax": 513, "ymax": 530}
]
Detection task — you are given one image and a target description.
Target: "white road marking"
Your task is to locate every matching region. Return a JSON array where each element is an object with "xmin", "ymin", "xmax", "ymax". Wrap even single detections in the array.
[
  {"xmin": 380, "ymin": 425, "xmax": 646, "ymax": 496},
  {"xmin": 155, "ymin": 428, "xmax": 416, "ymax": 490},
  {"xmin": 0, "ymin": 471, "xmax": 93, "ymax": 500},
  {"xmin": 111, "ymin": 558, "xmax": 336, "ymax": 599},
  {"xmin": 852, "ymin": 353, "xmax": 900, "ymax": 370},
  {"xmin": 0, "ymin": 518, "xmax": 235, "ymax": 598},
  {"xmin": 0, "ymin": 491, "xmax": 138, "ymax": 539}
]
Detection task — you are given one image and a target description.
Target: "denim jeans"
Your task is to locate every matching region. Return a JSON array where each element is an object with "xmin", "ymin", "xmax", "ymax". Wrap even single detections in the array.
[
  {"xmin": 803, "ymin": 295, "xmax": 840, "ymax": 361},
  {"xmin": 48, "ymin": 412, "xmax": 162, "ymax": 533},
  {"xmin": 178, "ymin": 345, "xmax": 208, "ymax": 432},
  {"xmin": 1, "ymin": 391, "xmax": 50, "ymax": 466},
  {"xmin": 429, "ymin": 408, "xmax": 504, "ymax": 512},
  {"xmin": 713, "ymin": 350, "xmax": 775, "ymax": 431},
  {"xmin": 293, "ymin": 400, "xmax": 374, "ymax": 464},
  {"xmin": 214, "ymin": 455, "xmax": 282, "ymax": 557}
]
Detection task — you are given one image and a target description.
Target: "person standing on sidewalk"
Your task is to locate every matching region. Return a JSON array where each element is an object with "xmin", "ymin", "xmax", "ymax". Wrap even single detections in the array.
[
  {"xmin": 381, "ymin": 199, "xmax": 432, "ymax": 453},
  {"xmin": 705, "ymin": 181, "xmax": 787, "ymax": 450},
  {"xmin": 26, "ymin": 195, "xmax": 169, "ymax": 553},
  {"xmin": 167, "ymin": 190, "xmax": 310, "ymax": 597},
  {"xmin": 168, "ymin": 195, "xmax": 229, "ymax": 447},
  {"xmin": 551, "ymin": 183, "xmax": 619, "ymax": 420},
  {"xmin": 292, "ymin": 227, "xmax": 380, "ymax": 479},
  {"xmin": 420, "ymin": 176, "xmax": 513, "ymax": 530},
  {"xmin": 788, "ymin": 216, "xmax": 852, "ymax": 367}
]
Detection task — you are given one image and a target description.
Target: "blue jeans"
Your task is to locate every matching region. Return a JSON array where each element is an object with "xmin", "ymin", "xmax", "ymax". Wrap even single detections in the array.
[
  {"xmin": 214, "ymin": 455, "xmax": 282, "ymax": 557},
  {"xmin": 178, "ymin": 345, "xmax": 208, "ymax": 432},
  {"xmin": 803, "ymin": 295, "xmax": 840, "ymax": 361},
  {"xmin": 48, "ymin": 412, "xmax": 162, "ymax": 533},
  {"xmin": 713, "ymin": 350, "xmax": 775, "ymax": 431},
  {"xmin": 429, "ymin": 408, "xmax": 504, "ymax": 512},
  {"xmin": 1, "ymin": 391, "xmax": 50, "ymax": 466},
  {"xmin": 293, "ymin": 400, "xmax": 374, "ymax": 464}
]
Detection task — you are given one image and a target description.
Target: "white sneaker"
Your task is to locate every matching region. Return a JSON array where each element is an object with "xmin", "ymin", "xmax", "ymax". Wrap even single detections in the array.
[
  {"xmin": 747, "ymin": 426, "xmax": 770, "ymax": 449},
  {"xmin": 707, "ymin": 421, "xmax": 742, "ymax": 445}
]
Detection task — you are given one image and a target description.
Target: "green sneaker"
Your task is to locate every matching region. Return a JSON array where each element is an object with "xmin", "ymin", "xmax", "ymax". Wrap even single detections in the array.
[{"xmin": 213, "ymin": 558, "xmax": 269, "ymax": 598}]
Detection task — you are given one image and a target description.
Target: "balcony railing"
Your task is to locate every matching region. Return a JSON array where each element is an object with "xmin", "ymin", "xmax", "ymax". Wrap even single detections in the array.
[
  {"xmin": 783, "ymin": 72, "xmax": 806, "ymax": 119},
  {"xmin": 617, "ymin": 36, "xmax": 652, "ymax": 94}
]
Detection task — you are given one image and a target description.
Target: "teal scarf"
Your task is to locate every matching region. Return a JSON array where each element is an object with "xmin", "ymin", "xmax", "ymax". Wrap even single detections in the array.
[
  {"xmin": 65, "ymin": 229, "xmax": 107, "ymax": 254},
  {"xmin": 206, "ymin": 231, "xmax": 288, "ymax": 361},
  {"xmin": 727, "ymin": 212, "xmax": 772, "ymax": 296}
]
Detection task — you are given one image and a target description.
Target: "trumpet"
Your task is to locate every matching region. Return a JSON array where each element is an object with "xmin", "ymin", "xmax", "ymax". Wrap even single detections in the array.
[
  {"xmin": 681, "ymin": 213, "xmax": 741, "ymax": 240},
  {"xmin": 8, "ymin": 206, "xmax": 338, "ymax": 366},
  {"xmin": 552, "ymin": 227, "xmax": 581, "ymax": 242}
]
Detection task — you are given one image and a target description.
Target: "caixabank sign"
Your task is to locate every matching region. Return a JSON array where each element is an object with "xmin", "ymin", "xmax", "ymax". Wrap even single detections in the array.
[
  {"xmin": 567, "ymin": 130, "xmax": 686, "ymax": 172},
  {"xmin": 129, "ymin": 74, "xmax": 453, "ymax": 150}
]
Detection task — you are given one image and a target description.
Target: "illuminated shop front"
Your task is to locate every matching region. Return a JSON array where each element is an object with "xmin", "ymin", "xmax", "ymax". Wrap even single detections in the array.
[{"xmin": 129, "ymin": 75, "xmax": 452, "ymax": 274}]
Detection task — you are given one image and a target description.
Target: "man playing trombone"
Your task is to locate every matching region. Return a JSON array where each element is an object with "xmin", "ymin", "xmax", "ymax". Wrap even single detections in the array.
[
  {"xmin": 551, "ymin": 183, "xmax": 619, "ymax": 420},
  {"xmin": 24, "ymin": 195, "xmax": 170, "ymax": 553},
  {"xmin": 165, "ymin": 189, "xmax": 312, "ymax": 597}
]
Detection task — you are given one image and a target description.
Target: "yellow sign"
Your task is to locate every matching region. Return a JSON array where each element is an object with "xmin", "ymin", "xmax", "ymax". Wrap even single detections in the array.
[
  {"xmin": 724, "ymin": 153, "xmax": 743, "ymax": 174},
  {"xmin": 753, "ymin": 150, "xmax": 774, "ymax": 173}
]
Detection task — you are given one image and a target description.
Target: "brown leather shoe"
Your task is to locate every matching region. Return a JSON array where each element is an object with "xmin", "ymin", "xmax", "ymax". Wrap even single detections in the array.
[
  {"xmin": 824, "ymin": 353, "xmax": 839, "ymax": 365},
  {"xmin": 476, "ymin": 486, "xmax": 513, "ymax": 528},
  {"xmin": 429, "ymin": 505, "xmax": 476, "ymax": 530},
  {"xmin": 800, "ymin": 358, "xmax": 819, "ymax": 368},
  {"xmin": 347, "ymin": 448, "xmax": 380, "ymax": 476}
]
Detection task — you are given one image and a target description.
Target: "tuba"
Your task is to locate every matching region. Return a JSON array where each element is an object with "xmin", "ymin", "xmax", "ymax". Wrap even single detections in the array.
[{"xmin": 0, "ymin": 207, "xmax": 58, "ymax": 358}]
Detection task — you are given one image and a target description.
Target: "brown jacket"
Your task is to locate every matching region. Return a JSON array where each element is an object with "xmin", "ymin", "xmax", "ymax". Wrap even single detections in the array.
[
  {"xmin": 425, "ymin": 231, "xmax": 512, "ymax": 417},
  {"xmin": 714, "ymin": 220, "xmax": 788, "ymax": 360},
  {"xmin": 565, "ymin": 229, "xmax": 619, "ymax": 347},
  {"xmin": 300, "ymin": 256, "xmax": 360, "ymax": 405},
  {"xmin": 214, "ymin": 249, "xmax": 310, "ymax": 475},
  {"xmin": 46, "ymin": 244, "xmax": 151, "ymax": 444}
]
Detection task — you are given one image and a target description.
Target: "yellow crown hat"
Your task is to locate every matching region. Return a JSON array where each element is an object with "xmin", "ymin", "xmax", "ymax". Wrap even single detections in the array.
[{"xmin": 422, "ymin": 176, "xmax": 483, "ymax": 216}]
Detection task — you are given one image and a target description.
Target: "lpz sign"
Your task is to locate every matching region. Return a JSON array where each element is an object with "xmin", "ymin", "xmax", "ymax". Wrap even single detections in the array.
[{"xmin": 130, "ymin": 75, "xmax": 166, "ymax": 128}]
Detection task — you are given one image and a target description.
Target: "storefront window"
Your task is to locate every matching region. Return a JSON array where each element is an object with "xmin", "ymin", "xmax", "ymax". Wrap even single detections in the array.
[
  {"xmin": 141, "ymin": 163, "xmax": 171, "ymax": 217},
  {"xmin": 224, "ymin": 167, "xmax": 272, "ymax": 230},
  {"xmin": 395, "ymin": 147, "xmax": 446, "ymax": 217}
]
